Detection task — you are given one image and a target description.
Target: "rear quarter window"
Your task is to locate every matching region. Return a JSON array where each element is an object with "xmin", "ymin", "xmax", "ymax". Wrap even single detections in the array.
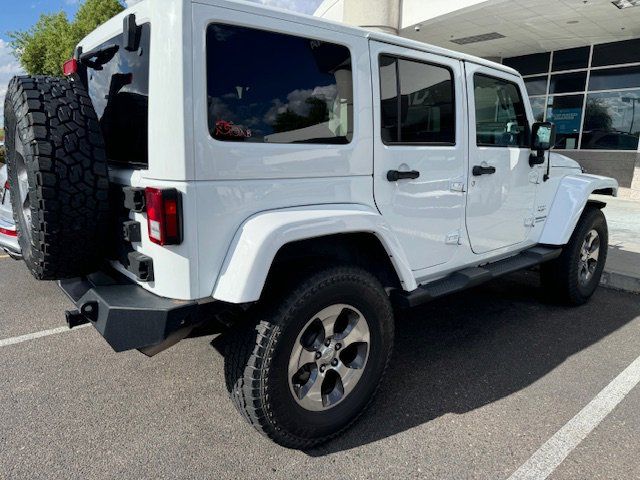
[{"xmin": 206, "ymin": 24, "xmax": 353, "ymax": 144}]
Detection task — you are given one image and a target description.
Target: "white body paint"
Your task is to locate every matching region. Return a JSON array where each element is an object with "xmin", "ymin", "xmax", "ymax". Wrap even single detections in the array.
[{"xmin": 74, "ymin": 0, "xmax": 617, "ymax": 303}]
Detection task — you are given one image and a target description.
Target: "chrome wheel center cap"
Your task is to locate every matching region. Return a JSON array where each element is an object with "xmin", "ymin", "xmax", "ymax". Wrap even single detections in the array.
[{"xmin": 318, "ymin": 343, "xmax": 336, "ymax": 365}]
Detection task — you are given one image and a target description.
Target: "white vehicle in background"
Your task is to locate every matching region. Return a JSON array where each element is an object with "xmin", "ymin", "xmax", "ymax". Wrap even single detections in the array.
[
  {"xmin": 3, "ymin": 0, "xmax": 618, "ymax": 449},
  {"xmin": 0, "ymin": 164, "xmax": 20, "ymax": 258}
]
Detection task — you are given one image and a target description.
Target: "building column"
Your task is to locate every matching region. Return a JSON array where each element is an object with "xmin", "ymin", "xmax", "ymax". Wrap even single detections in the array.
[{"xmin": 343, "ymin": 0, "xmax": 401, "ymax": 35}]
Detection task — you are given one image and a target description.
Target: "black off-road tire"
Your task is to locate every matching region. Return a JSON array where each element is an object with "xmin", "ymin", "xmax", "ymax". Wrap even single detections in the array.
[
  {"xmin": 224, "ymin": 266, "xmax": 394, "ymax": 449},
  {"xmin": 541, "ymin": 206, "xmax": 608, "ymax": 306},
  {"xmin": 3, "ymin": 76, "xmax": 109, "ymax": 279}
]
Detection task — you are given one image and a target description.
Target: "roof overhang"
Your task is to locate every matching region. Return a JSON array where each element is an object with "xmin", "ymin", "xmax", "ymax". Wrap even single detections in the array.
[{"xmin": 398, "ymin": 0, "xmax": 640, "ymax": 58}]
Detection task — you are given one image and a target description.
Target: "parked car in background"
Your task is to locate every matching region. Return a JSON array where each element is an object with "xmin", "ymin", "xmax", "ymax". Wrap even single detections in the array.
[{"xmin": 0, "ymin": 164, "xmax": 20, "ymax": 258}]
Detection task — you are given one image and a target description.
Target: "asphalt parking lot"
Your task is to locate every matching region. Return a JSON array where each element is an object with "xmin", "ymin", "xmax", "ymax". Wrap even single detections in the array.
[{"xmin": 1, "ymin": 255, "xmax": 640, "ymax": 479}]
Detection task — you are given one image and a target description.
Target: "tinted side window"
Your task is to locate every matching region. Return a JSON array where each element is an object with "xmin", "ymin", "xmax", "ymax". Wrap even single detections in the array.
[
  {"xmin": 474, "ymin": 74, "xmax": 529, "ymax": 147},
  {"xmin": 379, "ymin": 55, "xmax": 455, "ymax": 145},
  {"xmin": 206, "ymin": 24, "xmax": 353, "ymax": 144}
]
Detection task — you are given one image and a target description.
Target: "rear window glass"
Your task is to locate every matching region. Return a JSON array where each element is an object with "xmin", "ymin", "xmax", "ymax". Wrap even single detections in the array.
[
  {"xmin": 87, "ymin": 23, "xmax": 150, "ymax": 168},
  {"xmin": 206, "ymin": 24, "xmax": 353, "ymax": 144}
]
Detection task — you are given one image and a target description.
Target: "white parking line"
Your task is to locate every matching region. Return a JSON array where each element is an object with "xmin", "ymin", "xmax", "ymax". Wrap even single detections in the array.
[
  {"xmin": 0, "ymin": 324, "xmax": 90, "ymax": 348},
  {"xmin": 0, "ymin": 254, "xmax": 9, "ymax": 259},
  {"xmin": 507, "ymin": 354, "xmax": 640, "ymax": 480}
]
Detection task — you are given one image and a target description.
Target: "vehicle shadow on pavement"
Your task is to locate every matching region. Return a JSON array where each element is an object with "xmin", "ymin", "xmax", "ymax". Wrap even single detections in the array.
[{"xmin": 304, "ymin": 270, "xmax": 640, "ymax": 456}]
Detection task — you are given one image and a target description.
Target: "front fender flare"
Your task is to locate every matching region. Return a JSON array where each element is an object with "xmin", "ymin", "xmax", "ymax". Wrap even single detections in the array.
[
  {"xmin": 539, "ymin": 174, "xmax": 618, "ymax": 245},
  {"xmin": 212, "ymin": 204, "xmax": 417, "ymax": 303}
]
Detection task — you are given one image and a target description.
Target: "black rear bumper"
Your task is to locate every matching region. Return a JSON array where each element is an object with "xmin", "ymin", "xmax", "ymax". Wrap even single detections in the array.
[{"xmin": 59, "ymin": 271, "xmax": 214, "ymax": 355}]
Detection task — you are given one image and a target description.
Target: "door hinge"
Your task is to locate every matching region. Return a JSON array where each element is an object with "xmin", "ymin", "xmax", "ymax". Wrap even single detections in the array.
[
  {"xmin": 449, "ymin": 180, "xmax": 466, "ymax": 193},
  {"xmin": 528, "ymin": 170, "xmax": 541, "ymax": 184},
  {"xmin": 445, "ymin": 230, "xmax": 462, "ymax": 245}
]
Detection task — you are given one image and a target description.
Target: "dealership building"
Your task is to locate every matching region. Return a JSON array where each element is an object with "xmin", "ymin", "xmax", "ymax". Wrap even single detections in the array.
[{"xmin": 315, "ymin": 0, "xmax": 640, "ymax": 196}]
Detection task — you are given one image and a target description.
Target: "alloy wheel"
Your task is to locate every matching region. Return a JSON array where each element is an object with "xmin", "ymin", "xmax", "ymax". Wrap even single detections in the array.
[
  {"xmin": 288, "ymin": 304, "xmax": 370, "ymax": 411},
  {"xmin": 578, "ymin": 229, "xmax": 600, "ymax": 286}
]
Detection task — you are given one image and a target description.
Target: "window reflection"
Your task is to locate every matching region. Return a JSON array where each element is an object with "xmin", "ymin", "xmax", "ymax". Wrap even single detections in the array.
[
  {"xmin": 380, "ymin": 56, "xmax": 455, "ymax": 145},
  {"xmin": 589, "ymin": 66, "xmax": 640, "ymax": 92},
  {"xmin": 206, "ymin": 24, "xmax": 353, "ymax": 144},
  {"xmin": 505, "ymin": 38, "xmax": 640, "ymax": 151},
  {"xmin": 530, "ymin": 97, "xmax": 546, "ymax": 122},
  {"xmin": 546, "ymin": 95, "xmax": 583, "ymax": 149},
  {"xmin": 474, "ymin": 74, "xmax": 529, "ymax": 147},
  {"xmin": 524, "ymin": 76, "xmax": 547, "ymax": 96},
  {"xmin": 581, "ymin": 91, "xmax": 640, "ymax": 150},
  {"xmin": 88, "ymin": 23, "xmax": 151, "ymax": 167}
]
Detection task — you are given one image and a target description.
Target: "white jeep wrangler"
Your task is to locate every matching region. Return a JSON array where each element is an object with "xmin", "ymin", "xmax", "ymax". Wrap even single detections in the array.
[{"xmin": 3, "ymin": 0, "xmax": 618, "ymax": 448}]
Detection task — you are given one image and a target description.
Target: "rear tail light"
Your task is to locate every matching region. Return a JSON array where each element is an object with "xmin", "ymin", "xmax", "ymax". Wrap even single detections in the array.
[
  {"xmin": 4, "ymin": 181, "xmax": 8, "ymax": 190},
  {"xmin": 144, "ymin": 188, "xmax": 182, "ymax": 246},
  {"xmin": 0, "ymin": 227, "xmax": 17, "ymax": 237},
  {"xmin": 63, "ymin": 58, "xmax": 78, "ymax": 76}
]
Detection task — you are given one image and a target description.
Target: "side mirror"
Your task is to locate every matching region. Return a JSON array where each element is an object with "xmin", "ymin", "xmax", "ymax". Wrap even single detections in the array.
[
  {"xmin": 531, "ymin": 122, "xmax": 556, "ymax": 151},
  {"xmin": 530, "ymin": 122, "xmax": 556, "ymax": 166}
]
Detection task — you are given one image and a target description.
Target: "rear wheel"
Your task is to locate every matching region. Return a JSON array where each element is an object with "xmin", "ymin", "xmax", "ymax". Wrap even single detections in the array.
[
  {"xmin": 541, "ymin": 206, "xmax": 608, "ymax": 305},
  {"xmin": 224, "ymin": 266, "xmax": 394, "ymax": 449},
  {"xmin": 3, "ymin": 76, "xmax": 109, "ymax": 279}
]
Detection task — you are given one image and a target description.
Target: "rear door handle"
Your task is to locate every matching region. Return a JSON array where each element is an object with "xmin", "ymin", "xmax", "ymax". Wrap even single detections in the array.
[
  {"xmin": 387, "ymin": 170, "xmax": 420, "ymax": 181},
  {"xmin": 472, "ymin": 165, "xmax": 496, "ymax": 176}
]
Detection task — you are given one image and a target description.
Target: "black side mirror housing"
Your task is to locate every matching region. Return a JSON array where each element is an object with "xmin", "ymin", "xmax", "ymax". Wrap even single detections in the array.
[
  {"xmin": 530, "ymin": 122, "xmax": 556, "ymax": 166},
  {"xmin": 531, "ymin": 122, "xmax": 556, "ymax": 151}
]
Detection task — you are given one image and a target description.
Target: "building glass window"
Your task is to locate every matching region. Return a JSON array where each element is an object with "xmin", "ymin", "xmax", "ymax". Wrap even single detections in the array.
[
  {"xmin": 552, "ymin": 46, "xmax": 590, "ymax": 72},
  {"xmin": 206, "ymin": 24, "xmax": 353, "ymax": 144},
  {"xmin": 505, "ymin": 37, "xmax": 640, "ymax": 152},
  {"xmin": 546, "ymin": 95, "xmax": 584, "ymax": 150},
  {"xmin": 589, "ymin": 66, "xmax": 640, "ymax": 91},
  {"xmin": 379, "ymin": 55, "xmax": 455, "ymax": 145},
  {"xmin": 474, "ymin": 74, "xmax": 529, "ymax": 147},
  {"xmin": 592, "ymin": 38, "xmax": 640, "ymax": 67},
  {"xmin": 549, "ymin": 72, "xmax": 587, "ymax": 94},
  {"xmin": 503, "ymin": 52, "xmax": 550, "ymax": 76},
  {"xmin": 581, "ymin": 91, "xmax": 640, "ymax": 150},
  {"xmin": 524, "ymin": 76, "xmax": 548, "ymax": 96}
]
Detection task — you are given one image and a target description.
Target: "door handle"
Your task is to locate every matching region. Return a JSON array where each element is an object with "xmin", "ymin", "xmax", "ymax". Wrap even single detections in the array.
[
  {"xmin": 472, "ymin": 165, "xmax": 496, "ymax": 176},
  {"xmin": 387, "ymin": 170, "xmax": 420, "ymax": 181}
]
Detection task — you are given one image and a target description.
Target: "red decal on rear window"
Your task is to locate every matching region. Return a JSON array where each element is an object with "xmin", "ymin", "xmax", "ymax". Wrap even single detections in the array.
[{"xmin": 214, "ymin": 120, "xmax": 252, "ymax": 139}]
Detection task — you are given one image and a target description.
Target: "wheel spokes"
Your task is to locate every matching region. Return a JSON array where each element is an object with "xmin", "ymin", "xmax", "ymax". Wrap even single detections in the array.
[
  {"xmin": 317, "ymin": 304, "xmax": 345, "ymax": 340},
  {"xmin": 294, "ymin": 367, "xmax": 323, "ymax": 409},
  {"xmin": 288, "ymin": 303, "xmax": 371, "ymax": 412},
  {"xmin": 334, "ymin": 356, "xmax": 366, "ymax": 393},
  {"xmin": 337, "ymin": 315, "xmax": 370, "ymax": 347}
]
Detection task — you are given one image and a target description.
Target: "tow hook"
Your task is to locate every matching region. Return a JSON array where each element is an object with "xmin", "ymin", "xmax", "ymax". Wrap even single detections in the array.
[{"xmin": 65, "ymin": 310, "xmax": 89, "ymax": 329}]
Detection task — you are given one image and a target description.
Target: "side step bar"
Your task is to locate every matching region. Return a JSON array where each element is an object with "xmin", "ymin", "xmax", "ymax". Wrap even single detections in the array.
[{"xmin": 392, "ymin": 246, "xmax": 562, "ymax": 308}]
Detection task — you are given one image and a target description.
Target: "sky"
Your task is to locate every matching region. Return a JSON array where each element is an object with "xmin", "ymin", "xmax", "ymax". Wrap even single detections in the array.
[{"xmin": 0, "ymin": 0, "xmax": 323, "ymax": 126}]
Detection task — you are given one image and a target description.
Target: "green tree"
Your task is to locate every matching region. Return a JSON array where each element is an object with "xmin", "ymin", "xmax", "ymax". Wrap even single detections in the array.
[
  {"xmin": 9, "ymin": 0, "xmax": 124, "ymax": 76},
  {"xmin": 585, "ymin": 98, "xmax": 613, "ymax": 131}
]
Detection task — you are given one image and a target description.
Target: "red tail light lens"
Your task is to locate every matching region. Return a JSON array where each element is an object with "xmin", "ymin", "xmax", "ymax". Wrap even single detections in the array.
[
  {"xmin": 63, "ymin": 58, "xmax": 78, "ymax": 76},
  {"xmin": 4, "ymin": 181, "xmax": 9, "ymax": 190},
  {"xmin": 0, "ymin": 227, "xmax": 17, "ymax": 237},
  {"xmin": 144, "ymin": 188, "xmax": 182, "ymax": 246}
]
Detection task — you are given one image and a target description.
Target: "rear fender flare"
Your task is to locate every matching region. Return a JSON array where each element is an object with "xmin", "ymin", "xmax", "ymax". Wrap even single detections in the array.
[
  {"xmin": 539, "ymin": 174, "xmax": 618, "ymax": 245},
  {"xmin": 212, "ymin": 204, "xmax": 416, "ymax": 303}
]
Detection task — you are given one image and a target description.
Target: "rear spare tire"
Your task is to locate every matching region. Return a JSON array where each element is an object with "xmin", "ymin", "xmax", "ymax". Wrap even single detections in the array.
[{"xmin": 3, "ymin": 76, "xmax": 109, "ymax": 279}]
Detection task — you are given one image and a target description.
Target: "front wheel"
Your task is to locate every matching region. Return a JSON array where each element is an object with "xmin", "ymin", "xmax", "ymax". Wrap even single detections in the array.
[
  {"xmin": 541, "ymin": 206, "xmax": 608, "ymax": 305},
  {"xmin": 224, "ymin": 266, "xmax": 394, "ymax": 449}
]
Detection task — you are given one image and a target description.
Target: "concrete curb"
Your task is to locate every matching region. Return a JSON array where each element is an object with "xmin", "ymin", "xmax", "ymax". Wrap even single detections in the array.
[{"xmin": 600, "ymin": 270, "xmax": 640, "ymax": 295}]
